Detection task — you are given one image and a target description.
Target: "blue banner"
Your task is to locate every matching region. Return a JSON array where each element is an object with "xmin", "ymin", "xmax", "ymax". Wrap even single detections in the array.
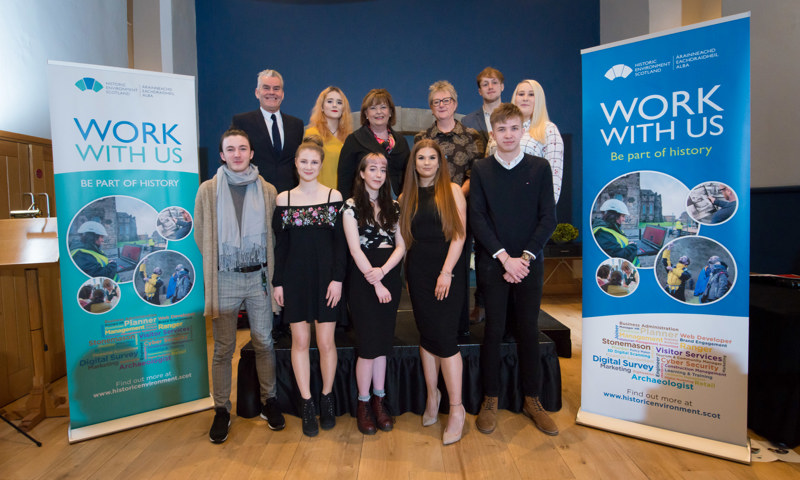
[
  {"xmin": 48, "ymin": 62, "xmax": 211, "ymax": 442},
  {"xmin": 578, "ymin": 14, "xmax": 750, "ymax": 462}
]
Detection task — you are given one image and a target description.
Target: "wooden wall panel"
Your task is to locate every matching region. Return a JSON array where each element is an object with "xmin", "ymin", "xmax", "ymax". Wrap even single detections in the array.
[
  {"xmin": 0, "ymin": 156, "xmax": 10, "ymax": 220},
  {"xmin": 0, "ymin": 139, "xmax": 16, "ymax": 156},
  {"xmin": 40, "ymin": 265, "xmax": 66, "ymax": 381},
  {"xmin": 0, "ymin": 268, "xmax": 34, "ymax": 406},
  {"xmin": 0, "ymin": 133, "xmax": 63, "ymax": 407},
  {"xmin": 31, "ymin": 144, "xmax": 56, "ymax": 217},
  {"xmin": 0, "ymin": 131, "xmax": 52, "ymax": 220},
  {"xmin": 8, "ymin": 143, "xmax": 32, "ymax": 214}
]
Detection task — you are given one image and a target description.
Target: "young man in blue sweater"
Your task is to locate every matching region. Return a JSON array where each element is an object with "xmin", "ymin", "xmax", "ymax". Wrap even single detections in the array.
[{"xmin": 469, "ymin": 103, "xmax": 558, "ymax": 436}]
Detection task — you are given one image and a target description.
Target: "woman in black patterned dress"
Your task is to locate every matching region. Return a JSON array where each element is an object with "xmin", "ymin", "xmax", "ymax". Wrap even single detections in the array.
[{"xmin": 342, "ymin": 152, "xmax": 405, "ymax": 435}]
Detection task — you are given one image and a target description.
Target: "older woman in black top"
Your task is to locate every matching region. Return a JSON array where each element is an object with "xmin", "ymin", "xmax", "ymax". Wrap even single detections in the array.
[{"xmin": 337, "ymin": 89, "xmax": 410, "ymax": 200}]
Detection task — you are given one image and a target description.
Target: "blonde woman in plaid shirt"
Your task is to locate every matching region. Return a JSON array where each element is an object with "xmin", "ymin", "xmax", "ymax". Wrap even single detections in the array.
[{"xmin": 486, "ymin": 79, "xmax": 564, "ymax": 203}]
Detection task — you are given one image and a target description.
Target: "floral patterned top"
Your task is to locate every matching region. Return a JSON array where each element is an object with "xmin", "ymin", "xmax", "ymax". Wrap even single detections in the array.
[
  {"xmin": 272, "ymin": 188, "xmax": 346, "ymax": 291},
  {"xmin": 342, "ymin": 198, "xmax": 400, "ymax": 250},
  {"xmin": 276, "ymin": 189, "xmax": 341, "ymax": 230}
]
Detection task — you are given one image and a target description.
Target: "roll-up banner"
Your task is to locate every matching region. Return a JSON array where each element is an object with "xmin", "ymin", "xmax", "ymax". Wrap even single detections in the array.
[
  {"xmin": 48, "ymin": 61, "xmax": 211, "ymax": 442},
  {"xmin": 578, "ymin": 14, "xmax": 750, "ymax": 463}
]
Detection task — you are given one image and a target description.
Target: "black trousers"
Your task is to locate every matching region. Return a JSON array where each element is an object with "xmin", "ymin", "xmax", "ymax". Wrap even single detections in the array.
[{"xmin": 477, "ymin": 254, "xmax": 543, "ymax": 397}]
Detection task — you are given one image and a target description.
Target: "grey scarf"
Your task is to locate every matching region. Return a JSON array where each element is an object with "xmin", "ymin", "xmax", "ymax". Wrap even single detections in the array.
[{"xmin": 216, "ymin": 164, "xmax": 267, "ymax": 271}]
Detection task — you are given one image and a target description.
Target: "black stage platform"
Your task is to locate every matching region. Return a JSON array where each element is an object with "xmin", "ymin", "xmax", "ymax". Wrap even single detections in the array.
[{"xmin": 236, "ymin": 290, "xmax": 567, "ymax": 420}]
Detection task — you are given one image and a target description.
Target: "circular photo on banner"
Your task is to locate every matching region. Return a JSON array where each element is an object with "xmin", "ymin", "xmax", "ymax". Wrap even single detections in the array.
[
  {"xmin": 654, "ymin": 236, "xmax": 736, "ymax": 305},
  {"xmin": 686, "ymin": 181, "xmax": 738, "ymax": 225},
  {"xmin": 591, "ymin": 170, "xmax": 699, "ymax": 269},
  {"xmin": 77, "ymin": 276, "xmax": 121, "ymax": 315},
  {"xmin": 67, "ymin": 195, "xmax": 165, "ymax": 283},
  {"xmin": 596, "ymin": 258, "xmax": 639, "ymax": 297},
  {"xmin": 134, "ymin": 250, "xmax": 195, "ymax": 306},
  {"xmin": 156, "ymin": 206, "xmax": 193, "ymax": 241}
]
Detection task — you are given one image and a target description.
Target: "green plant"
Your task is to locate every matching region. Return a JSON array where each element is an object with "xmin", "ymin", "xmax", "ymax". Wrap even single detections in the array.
[{"xmin": 551, "ymin": 223, "xmax": 579, "ymax": 243}]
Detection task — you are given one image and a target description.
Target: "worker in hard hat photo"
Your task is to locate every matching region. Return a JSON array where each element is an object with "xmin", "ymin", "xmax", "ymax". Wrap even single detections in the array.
[
  {"xmin": 70, "ymin": 220, "xmax": 119, "ymax": 280},
  {"xmin": 591, "ymin": 199, "xmax": 640, "ymax": 267}
]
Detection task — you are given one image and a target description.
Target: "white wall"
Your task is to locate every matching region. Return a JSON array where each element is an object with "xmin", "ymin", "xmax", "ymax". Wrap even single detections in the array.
[
  {"xmin": 722, "ymin": 1, "xmax": 799, "ymax": 188},
  {"xmin": 0, "ymin": 0, "xmax": 128, "ymax": 139},
  {"xmin": 601, "ymin": 0, "xmax": 649, "ymax": 44},
  {"xmin": 600, "ymin": 0, "xmax": 800, "ymax": 188}
]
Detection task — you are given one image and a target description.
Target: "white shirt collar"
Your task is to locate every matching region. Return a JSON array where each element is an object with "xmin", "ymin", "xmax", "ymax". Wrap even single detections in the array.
[
  {"xmin": 493, "ymin": 151, "xmax": 524, "ymax": 170},
  {"xmin": 260, "ymin": 107, "xmax": 282, "ymax": 123}
]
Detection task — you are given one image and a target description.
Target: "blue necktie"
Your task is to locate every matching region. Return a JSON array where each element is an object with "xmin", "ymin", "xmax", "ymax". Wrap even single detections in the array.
[{"xmin": 271, "ymin": 113, "xmax": 282, "ymax": 156}]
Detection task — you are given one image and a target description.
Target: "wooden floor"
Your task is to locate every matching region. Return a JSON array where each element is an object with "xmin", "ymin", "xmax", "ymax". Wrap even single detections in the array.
[{"xmin": 1, "ymin": 296, "xmax": 798, "ymax": 479}]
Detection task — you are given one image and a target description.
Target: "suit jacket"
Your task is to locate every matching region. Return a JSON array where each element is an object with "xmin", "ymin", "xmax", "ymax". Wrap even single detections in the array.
[
  {"xmin": 231, "ymin": 110, "xmax": 304, "ymax": 194},
  {"xmin": 461, "ymin": 108, "xmax": 490, "ymax": 147},
  {"xmin": 337, "ymin": 125, "xmax": 409, "ymax": 200}
]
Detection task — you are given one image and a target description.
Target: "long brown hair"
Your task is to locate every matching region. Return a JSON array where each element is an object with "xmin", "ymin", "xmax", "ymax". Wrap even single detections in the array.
[
  {"xmin": 308, "ymin": 86, "xmax": 353, "ymax": 142},
  {"xmin": 351, "ymin": 153, "xmax": 398, "ymax": 231},
  {"xmin": 399, "ymin": 139, "xmax": 464, "ymax": 246}
]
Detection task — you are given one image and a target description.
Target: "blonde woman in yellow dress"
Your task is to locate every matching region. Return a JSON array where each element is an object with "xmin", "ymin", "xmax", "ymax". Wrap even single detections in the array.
[{"xmin": 306, "ymin": 86, "xmax": 354, "ymax": 189}]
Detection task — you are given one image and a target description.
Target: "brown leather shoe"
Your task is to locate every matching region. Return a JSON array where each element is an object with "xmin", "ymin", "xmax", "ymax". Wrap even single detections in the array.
[
  {"xmin": 476, "ymin": 396, "xmax": 498, "ymax": 434},
  {"xmin": 371, "ymin": 395, "xmax": 394, "ymax": 431},
  {"xmin": 469, "ymin": 306, "xmax": 485, "ymax": 325},
  {"xmin": 356, "ymin": 400, "xmax": 377, "ymax": 435},
  {"xmin": 523, "ymin": 396, "xmax": 558, "ymax": 436}
]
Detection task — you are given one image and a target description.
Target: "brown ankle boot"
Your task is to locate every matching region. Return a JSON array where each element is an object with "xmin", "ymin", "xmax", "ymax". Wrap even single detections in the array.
[
  {"xmin": 476, "ymin": 396, "xmax": 498, "ymax": 434},
  {"xmin": 356, "ymin": 400, "xmax": 377, "ymax": 435},
  {"xmin": 370, "ymin": 395, "xmax": 394, "ymax": 431},
  {"xmin": 523, "ymin": 396, "xmax": 558, "ymax": 435}
]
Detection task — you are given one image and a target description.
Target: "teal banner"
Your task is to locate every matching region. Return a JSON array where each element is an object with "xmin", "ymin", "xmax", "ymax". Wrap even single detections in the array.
[{"xmin": 48, "ymin": 61, "xmax": 211, "ymax": 441}]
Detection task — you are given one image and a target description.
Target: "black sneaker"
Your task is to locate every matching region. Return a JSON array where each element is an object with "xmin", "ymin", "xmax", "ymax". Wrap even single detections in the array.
[
  {"xmin": 260, "ymin": 397, "xmax": 286, "ymax": 431},
  {"xmin": 319, "ymin": 392, "xmax": 336, "ymax": 430},
  {"xmin": 209, "ymin": 407, "xmax": 230, "ymax": 444},
  {"xmin": 301, "ymin": 398, "xmax": 319, "ymax": 437}
]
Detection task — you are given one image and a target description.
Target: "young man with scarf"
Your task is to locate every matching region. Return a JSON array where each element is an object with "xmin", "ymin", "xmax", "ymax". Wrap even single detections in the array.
[{"xmin": 195, "ymin": 128, "xmax": 285, "ymax": 443}]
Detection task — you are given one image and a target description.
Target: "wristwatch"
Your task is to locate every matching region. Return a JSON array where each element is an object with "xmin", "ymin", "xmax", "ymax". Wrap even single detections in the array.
[{"xmin": 521, "ymin": 252, "xmax": 533, "ymax": 261}]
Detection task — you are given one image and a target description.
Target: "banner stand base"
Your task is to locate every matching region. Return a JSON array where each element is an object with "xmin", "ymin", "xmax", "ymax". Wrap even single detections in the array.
[
  {"xmin": 576, "ymin": 409, "xmax": 751, "ymax": 464},
  {"xmin": 68, "ymin": 396, "xmax": 213, "ymax": 443}
]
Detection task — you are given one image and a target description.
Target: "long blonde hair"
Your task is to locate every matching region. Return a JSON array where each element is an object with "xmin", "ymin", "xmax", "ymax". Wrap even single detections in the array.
[
  {"xmin": 399, "ymin": 140, "xmax": 464, "ymax": 246},
  {"xmin": 512, "ymin": 79, "xmax": 551, "ymax": 144},
  {"xmin": 309, "ymin": 86, "xmax": 353, "ymax": 142}
]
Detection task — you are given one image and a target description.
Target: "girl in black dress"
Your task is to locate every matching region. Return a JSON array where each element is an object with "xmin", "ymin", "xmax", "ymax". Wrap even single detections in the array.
[
  {"xmin": 342, "ymin": 152, "xmax": 406, "ymax": 435},
  {"xmin": 273, "ymin": 136, "xmax": 345, "ymax": 437},
  {"xmin": 399, "ymin": 139, "xmax": 467, "ymax": 445}
]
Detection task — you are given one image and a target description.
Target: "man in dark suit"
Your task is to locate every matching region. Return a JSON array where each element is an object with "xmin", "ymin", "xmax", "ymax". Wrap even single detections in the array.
[
  {"xmin": 461, "ymin": 67, "xmax": 505, "ymax": 147},
  {"xmin": 231, "ymin": 69, "xmax": 304, "ymax": 194}
]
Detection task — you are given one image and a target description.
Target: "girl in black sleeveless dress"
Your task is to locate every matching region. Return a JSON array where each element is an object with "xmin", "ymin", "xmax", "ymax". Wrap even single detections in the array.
[{"xmin": 399, "ymin": 139, "xmax": 467, "ymax": 445}]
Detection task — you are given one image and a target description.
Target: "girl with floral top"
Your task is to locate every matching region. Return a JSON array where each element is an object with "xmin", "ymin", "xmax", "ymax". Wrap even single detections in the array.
[{"xmin": 273, "ymin": 135, "xmax": 346, "ymax": 437}]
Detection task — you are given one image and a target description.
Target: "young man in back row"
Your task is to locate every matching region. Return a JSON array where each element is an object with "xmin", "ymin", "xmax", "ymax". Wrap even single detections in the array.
[
  {"xmin": 468, "ymin": 103, "xmax": 558, "ymax": 436},
  {"xmin": 461, "ymin": 67, "xmax": 505, "ymax": 147},
  {"xmin": 461, "ymin": 66, "xmax": 506, "ymax": 325}
]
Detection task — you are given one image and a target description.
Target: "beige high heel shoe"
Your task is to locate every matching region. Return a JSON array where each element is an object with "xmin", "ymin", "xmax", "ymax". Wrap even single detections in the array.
[
  {"xmin": 442, "ymin": 402, "xmax": 466, "ymax": 445},
  {"xmin": 422, "ymin": 389, "xmax": 441, "ymax": 427}
]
